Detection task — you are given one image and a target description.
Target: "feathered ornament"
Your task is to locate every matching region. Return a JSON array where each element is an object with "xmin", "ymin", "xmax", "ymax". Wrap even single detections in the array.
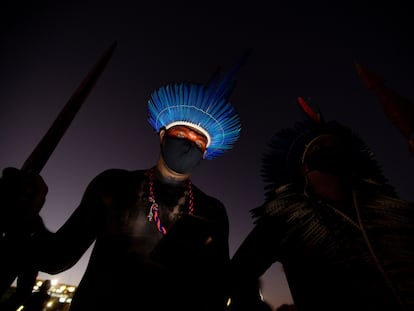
[
  {"xmin": 147, "ymin": 53, "xmax": 249, "ymax": 160},
  {"xmin": 259, "ymin": 96, "xmax": 393, "ymax": 202},
  {"xmin": 355, "ymin": 63, "xmax": 414, "ymax": 157},
  {"xmin": 296, "ymin": 96, "xmax": 324, "ymax": 125},
  {"xmin": 252, "ymin": 93, "xmax": 414, "ymax": 311}
]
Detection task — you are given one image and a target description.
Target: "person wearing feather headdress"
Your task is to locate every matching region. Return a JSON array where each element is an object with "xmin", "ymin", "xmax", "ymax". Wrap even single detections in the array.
[
  {"xmin": 0, "ymin": 58, "xmax": 244, "ymax": 311},
  {"xmin": 228, "ymin": 97, "xmax": 414, "ymax": 311}
]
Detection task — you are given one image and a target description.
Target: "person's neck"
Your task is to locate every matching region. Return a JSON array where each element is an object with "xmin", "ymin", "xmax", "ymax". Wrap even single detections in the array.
[{"xmin": 155, "ymin": 157, "xmax": 191, "ymax": 184}]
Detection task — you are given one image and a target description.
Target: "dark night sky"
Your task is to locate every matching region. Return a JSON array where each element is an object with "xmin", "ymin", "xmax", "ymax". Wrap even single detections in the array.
[{"xmin": 1, "ymin": 1, "xmax": 414, "ymax": 308}]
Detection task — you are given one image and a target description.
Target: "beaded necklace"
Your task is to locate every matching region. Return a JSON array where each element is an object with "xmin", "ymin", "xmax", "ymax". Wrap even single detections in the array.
[{"xmin": 147, "ymin": 167, "xmax": 194, "ymax": 235}]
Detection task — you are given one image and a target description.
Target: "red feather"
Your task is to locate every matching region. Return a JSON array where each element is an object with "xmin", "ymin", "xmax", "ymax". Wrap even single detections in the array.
[
  {"xmin": 297, "ymin": 96, "xmax": 321, "ymax": 124},
  {"xmin": 355, "ymin": 63, "xmax": 414, "ymax": 157}
]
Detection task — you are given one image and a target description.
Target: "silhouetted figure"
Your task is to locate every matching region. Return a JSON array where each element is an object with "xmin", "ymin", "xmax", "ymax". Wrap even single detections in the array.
[
  {"xmin": 22, "ymin": 279, "xmax": 51, "ymax": 311},
  {"xmin": 229, "ymin": 97, "xmax": 414, "ymax": 311},
  {"xmin": 1, "ymin": 57, "xmax": 246, "ymax": 311},
  {"xmin": 0, "ymin": 169, "xmax": 43, "ymax": 310},
  {"xmin": 356, "ymin": 63, "xmax": 414, "ymax": 157},
  {"xmin": 0, "ymin": 43, "xmax": 115, "ymax": 303}
]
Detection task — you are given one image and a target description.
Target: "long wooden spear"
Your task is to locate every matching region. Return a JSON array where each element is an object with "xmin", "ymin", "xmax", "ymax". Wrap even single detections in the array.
[
  {"xmin": 0, "ymin": 42, "xmax": 117, "ymax": 305},
  {"xmin": 21, "ymin": 41, "xmax": 117, "ymax": 173}
]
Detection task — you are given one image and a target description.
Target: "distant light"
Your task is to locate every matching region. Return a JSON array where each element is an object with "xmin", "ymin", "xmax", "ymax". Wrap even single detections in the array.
[
  {"xmin": 16, "ymin": 306, "xmax": 24, "ymax": 311},
  {"xmin": 226, "ymin": 297, "xmax": 231, "ymax": 307},
  {"xmin": 59, "ymin": 297, "xmax": 66, "ymax": 303},
  {"xmin": 36, "ymin": 280, "xmax": 43, "ymax": 287},
  {"xmin": 46, "ymin": 301, "xmax": 53, "ymax": 308},
  {"xmin": 66, "ymin": 298, "xmax": 72, "ymax": 303},
  {"xmin": 51, "ymin": 279, "xmax": 59, "ymax": 286},
  {"xmin": 67, "ymin": 286, "xmax": 76, "ymax": 292},
  {"xmin": 259, "ymin": 289, "xmax": 265, "ymax": 301}
]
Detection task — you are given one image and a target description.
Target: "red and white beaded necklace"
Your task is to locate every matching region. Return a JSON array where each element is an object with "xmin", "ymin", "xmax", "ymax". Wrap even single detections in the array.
[{"xmin": 147, "ymin": 166, "xmax": 194, "ymax": 235}]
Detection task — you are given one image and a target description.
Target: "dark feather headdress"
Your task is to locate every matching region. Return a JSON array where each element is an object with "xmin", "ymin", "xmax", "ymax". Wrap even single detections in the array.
[
  {"xmin": 260, "ymin": 96, "xmax": 395, "ymax": 201},
  {"xmin": 253, "ymin": 97, "xmax": 414, "ymax": 310}
]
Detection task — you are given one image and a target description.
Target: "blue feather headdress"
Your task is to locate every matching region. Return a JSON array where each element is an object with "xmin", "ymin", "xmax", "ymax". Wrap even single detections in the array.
[{"xmin": 148, "ymin": 55, "xmax": 246, "ymax": 160}]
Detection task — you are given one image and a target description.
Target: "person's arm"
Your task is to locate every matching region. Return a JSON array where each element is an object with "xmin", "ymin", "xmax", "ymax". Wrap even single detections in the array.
[
  {"xmin": 32, "ymin": 202, "xmax": 98, "ymax": 274},
  {"xmin": 33, "ymin": 169, "xmax": 121, "ymax": 274},
  {"xmin": 229, "ymin": 216, "xmax": 281, "ymax": 310},
  {"xmin": 204, "ymin": 201, "xmax": 230, "ymax": 311},
  {"xmin": 0, "ymin": 167, "xmax": 49, "ymax": 297},
  {"xmin": 149, "ymin": 197, "xmax": 231, "ymax": 311}
]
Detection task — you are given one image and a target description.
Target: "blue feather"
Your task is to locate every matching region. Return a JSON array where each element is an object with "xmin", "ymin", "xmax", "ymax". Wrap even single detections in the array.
[{"xmin": 147, "ymin": 55, "xmax": 247, "ymax": 160}]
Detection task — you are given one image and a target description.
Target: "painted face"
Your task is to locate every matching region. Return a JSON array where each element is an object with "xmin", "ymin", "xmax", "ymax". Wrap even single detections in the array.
[
  {"xmin": 166, "ymin": 125, "xmax": 208, "ymax": 153},
  {"xmin": 161, "ymin": 125, "xmax": 208, "ymax": 174},
  {"xmin": 301, "ymin": 134, "xmax": 350, "ymax": 203}
]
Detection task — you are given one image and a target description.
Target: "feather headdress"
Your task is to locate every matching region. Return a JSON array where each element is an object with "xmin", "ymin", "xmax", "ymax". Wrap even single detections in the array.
[
  {"xmin": 260, "ymin": 97, "xmax": 394, "ymax": 201},
  {"xmin": 148, "ymin": 55, "xmax": 247, "ymax": 160}
]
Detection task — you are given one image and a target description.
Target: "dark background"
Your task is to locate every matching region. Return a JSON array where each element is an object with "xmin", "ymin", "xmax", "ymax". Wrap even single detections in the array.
[{"xmin": 1, "ymin": 1, "xmax": 413, "ymax": 308}]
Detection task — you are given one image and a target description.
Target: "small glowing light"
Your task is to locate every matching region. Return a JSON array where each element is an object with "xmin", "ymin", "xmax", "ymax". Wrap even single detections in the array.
[
  {"xmin": 259, "ymin": 289, "xmax": 265, "ymax": 301},
  {"xmin": 51, "ymin": 279, "xmax": 59, "ymax": 286},
  {"xmin": 59, "ymin": 297, "xmax": 66, "ymax": 303},
  {"xmin": 67, "ymin": 286, "xmax": 76, "ymax": 292},
  {"xmin": 36, "ymin": 280, "xmax": 43, "ymax": 286},
  {"xmin": 16, "ymin": 306, "xmax": 24, "ymax": 311},
  {"xmin": 46, "ymin": 301, "xmax": 53, "ymax": 307},
  {"xmin": 66, "ymin": 298, "xmax": 72, "ymax": 303},
  {"xmin": 226, "ymin": 297, "xmax": 232, "ymax": 307}
]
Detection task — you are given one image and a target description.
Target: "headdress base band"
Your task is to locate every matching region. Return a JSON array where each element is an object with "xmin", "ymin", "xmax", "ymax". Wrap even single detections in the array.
[{"xmin": 165, "ymin": 121, "xmax": 212, "ymax": 148}]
